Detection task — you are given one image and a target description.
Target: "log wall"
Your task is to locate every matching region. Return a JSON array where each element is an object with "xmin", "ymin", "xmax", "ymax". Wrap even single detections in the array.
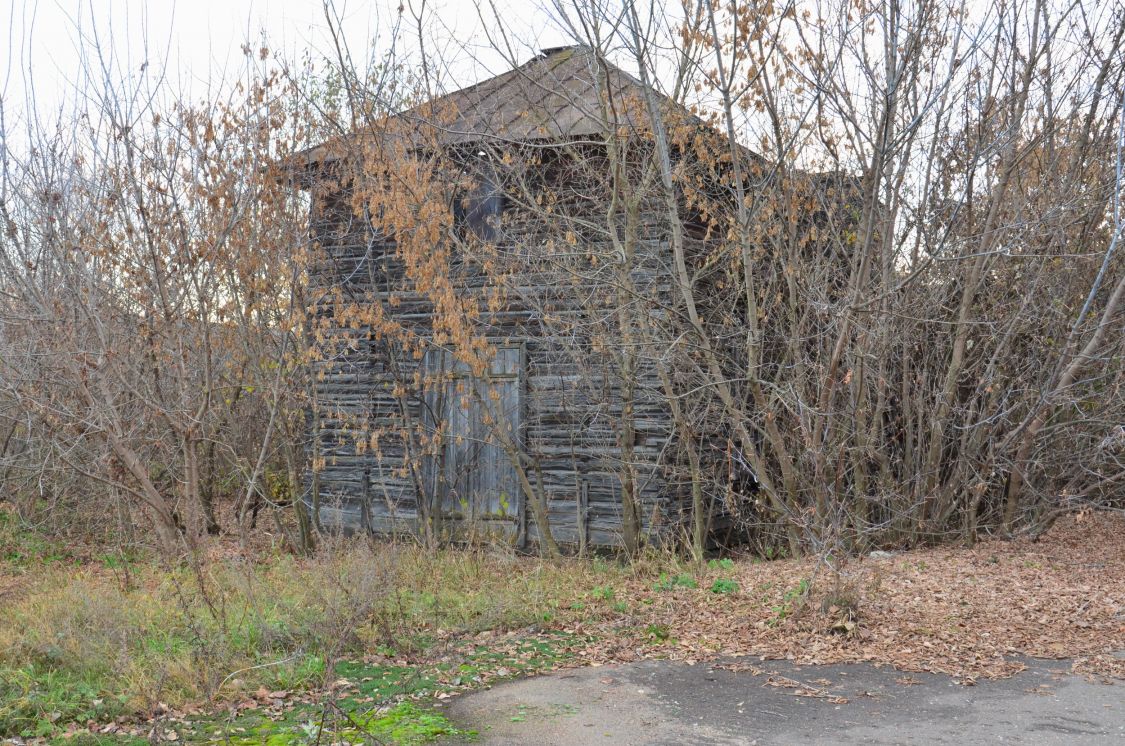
[{"xmin": 304, "ymin": 153, "xmax": 695, "ymax": 549}]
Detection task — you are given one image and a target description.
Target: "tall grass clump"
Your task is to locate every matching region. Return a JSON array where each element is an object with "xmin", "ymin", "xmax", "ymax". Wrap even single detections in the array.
[{"xmin": 0, "ymin": 519, "xmax": 628, "ymax": 738}]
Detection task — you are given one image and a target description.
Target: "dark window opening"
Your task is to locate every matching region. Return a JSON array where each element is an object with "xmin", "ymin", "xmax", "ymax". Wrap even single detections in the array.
[{"xmin": 453, "ymin": 158, "xmax": 505, "ymax": 241}]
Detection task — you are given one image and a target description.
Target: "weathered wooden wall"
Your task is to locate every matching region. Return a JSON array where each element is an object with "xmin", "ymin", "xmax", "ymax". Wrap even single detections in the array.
[{"xmin": 304, "ymin": 148, "xmax": 697, "ymax": 549}]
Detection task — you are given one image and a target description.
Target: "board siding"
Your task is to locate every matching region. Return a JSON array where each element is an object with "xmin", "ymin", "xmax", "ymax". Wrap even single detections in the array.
[{"xmin": 304, "ymin": 168, "xmax": 695, "ymax": 550}]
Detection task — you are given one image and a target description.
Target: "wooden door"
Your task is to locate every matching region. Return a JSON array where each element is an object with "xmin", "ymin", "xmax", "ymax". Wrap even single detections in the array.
[{"xmin": 422, "ymin": 347, "xmax": 523, "ymax": 540}]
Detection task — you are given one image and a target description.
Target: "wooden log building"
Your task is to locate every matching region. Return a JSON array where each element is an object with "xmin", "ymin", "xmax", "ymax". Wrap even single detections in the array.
[{"xmin": 295, "ymin": 45, "xmax": 752, "ymax": 550}]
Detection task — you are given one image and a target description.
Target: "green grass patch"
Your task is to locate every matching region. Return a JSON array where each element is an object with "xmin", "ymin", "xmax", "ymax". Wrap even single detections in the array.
[
  {"xmin": 0, "ymin": 665, "xmax": 127, "ymax": 740},
  {"xmin": 0, "ymin": 509, "xmax": 74, "ymax": 568},
  {"xmin": 218, "ymin": 702, "xmax": 470, "ymax": 745},
  {"xmin": 709, "ymin": 578, "xmax": 739, "ymax": 594},
  {"xmin": 196, "ymin": 635, "xmax": 584, "ymax": 745},
  {"xmin": 360, "ymin": 701, "xmax": 471, "ymax": 744},
  {"xmin": 48, "ymin": 733, "xmax": 148, "ymax": 746},
  {"xmin": 653, "ymin": 573, "xmax": 697, "ymax": 591}
]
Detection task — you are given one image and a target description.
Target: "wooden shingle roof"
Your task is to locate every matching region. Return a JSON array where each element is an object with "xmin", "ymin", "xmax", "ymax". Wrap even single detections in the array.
[
  {"xmin": 393, "ymin": 45, "xmax": 651, "ymax": 144},
  {"xmin": 298, "ymin": 45, "xmax": 697, "ymax": 167}
]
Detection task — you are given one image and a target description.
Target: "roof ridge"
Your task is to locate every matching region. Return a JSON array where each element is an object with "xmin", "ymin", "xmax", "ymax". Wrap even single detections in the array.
[{"xmin": 402, "ymin": 44, "xmax": 588, "ymax": 121}]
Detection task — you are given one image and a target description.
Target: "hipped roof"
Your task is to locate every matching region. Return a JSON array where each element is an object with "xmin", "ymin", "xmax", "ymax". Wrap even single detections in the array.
[{"xmin": 296, "ymin": 45, "xmax": 708, "ymax": 169}]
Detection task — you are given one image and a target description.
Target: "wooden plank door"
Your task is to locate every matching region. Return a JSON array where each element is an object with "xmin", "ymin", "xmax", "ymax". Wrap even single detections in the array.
[{"xmin": 422, "ymin": 347, "xmax": 523, "ymax": 540}]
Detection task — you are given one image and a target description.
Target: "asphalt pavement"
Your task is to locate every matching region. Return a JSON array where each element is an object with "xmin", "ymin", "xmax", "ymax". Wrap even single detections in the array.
[{"xmin": 440, "ymin": 656, "xmax": 1124, "ymax": 744}]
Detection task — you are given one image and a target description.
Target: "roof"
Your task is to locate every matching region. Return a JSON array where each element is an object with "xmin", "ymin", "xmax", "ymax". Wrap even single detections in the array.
[{"xmin": 296, "ymin": 45, "xmax": 702, "ymax": 169}]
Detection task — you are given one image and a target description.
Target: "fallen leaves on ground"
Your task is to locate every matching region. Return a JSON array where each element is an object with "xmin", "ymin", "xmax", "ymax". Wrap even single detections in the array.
[{"xmin": 558, "ymin": 513, "xmax": 1125, "ymax": 683}]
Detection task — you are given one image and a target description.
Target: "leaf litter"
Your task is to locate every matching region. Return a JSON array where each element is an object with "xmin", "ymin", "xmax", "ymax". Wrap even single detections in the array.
[{"xmin": 560, "ymin": 512, "xmax": 1125, "ymax": 684}]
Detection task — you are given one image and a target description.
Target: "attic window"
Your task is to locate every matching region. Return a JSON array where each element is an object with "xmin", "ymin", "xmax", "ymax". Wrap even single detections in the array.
[{"xmin": 453, "ymin": 158, "xmax": 505, "ymax": 242}]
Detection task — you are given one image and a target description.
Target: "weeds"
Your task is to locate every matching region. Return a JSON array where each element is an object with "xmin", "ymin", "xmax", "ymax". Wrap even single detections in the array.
[
  {"xmin": 590, "ymin": 585, "xmax": 616, "ymax": 601},
  {"xmin": 653, "ymin": 573, "xmax": 697, "ymax": 591},
  {"xmin": 767, "ymin": 578, "xmax": 810, "ymax": 626},
  {"xmin": 0, "ymin": 526, "xmax": 623, "ymax": 740},
  {"xmin": 709, "ymin": 578, "xmax": 739, "ymax": 594}
]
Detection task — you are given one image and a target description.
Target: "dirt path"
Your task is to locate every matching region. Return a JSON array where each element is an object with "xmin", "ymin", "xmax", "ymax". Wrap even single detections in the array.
[{"xmin": 439, "ymin": 657, "xmax": 1123, "ymax": 745}]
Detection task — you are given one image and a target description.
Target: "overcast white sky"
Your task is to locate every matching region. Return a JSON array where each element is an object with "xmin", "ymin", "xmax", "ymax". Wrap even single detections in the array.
[{"xmin": 1, "ymin": 0, "xmax": 574, "ymax": 126}]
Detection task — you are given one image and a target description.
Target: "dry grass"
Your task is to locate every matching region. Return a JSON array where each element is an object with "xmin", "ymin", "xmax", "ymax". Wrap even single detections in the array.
[
  {"xmin": 2, "ymin": 508, "xmax": 1123, "ymax": 741},
  {"xmin": 0, "ymin": 517, "xmax": 642, "ymax": 739}
]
